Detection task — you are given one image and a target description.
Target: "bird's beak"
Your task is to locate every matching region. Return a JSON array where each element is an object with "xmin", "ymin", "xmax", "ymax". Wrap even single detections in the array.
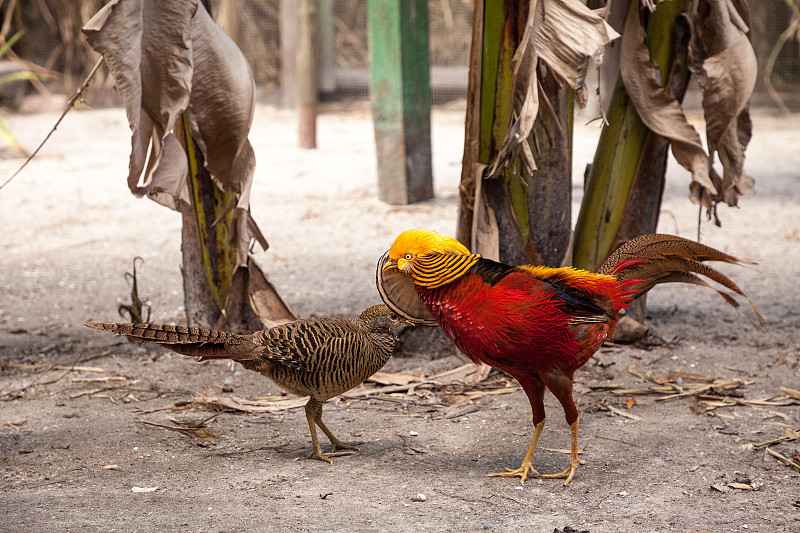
[
  {"xmin": 382, "ymin": 259, "xmax": 398, "ymax": 271},
  {"xmin": 390, "ymin": 320, "xmax": 415, "ymax": 336}
]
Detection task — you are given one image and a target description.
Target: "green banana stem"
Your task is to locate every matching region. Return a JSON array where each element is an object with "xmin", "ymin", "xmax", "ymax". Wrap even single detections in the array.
[
  {"xmin": 573, "ymin": 1, "xmax": 685, "ymax": 272},
  {"xmin": 182, "ymin": 113, "xmax": 237, "ymax": 312}
]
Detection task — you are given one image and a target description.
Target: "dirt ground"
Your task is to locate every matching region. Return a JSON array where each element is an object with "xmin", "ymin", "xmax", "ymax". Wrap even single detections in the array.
[{"xmin": 1, "ymin": 101, "xmax": 799, "ymax": 533}]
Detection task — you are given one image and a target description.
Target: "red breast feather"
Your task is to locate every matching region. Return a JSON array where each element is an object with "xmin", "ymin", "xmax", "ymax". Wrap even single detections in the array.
[{"xmin": 416, "ymin": 272, "xmax": 586, "ymax": 375}]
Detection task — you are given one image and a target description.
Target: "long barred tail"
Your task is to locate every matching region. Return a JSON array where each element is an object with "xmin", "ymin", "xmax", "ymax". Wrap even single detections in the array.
[
  {"xmin": 597, "ymin": 234, "xmax": 764, "ymax": 325},
  {"xmin": 84, "ymin": 322, "xmax": 257, "ymax": 359}
]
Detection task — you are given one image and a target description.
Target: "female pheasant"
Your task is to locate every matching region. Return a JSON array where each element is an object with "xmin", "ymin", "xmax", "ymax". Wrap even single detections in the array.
[
  {"xmin": 86, "ymin": 305, "xmax": 408, "ymax": 463},
  {"xmin": 377, "ymin": 228, "xmax": 761, "ymax": 485}
]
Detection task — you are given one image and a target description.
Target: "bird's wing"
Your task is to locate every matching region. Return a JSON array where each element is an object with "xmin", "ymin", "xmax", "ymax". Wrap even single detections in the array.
[
  {"xmin": 252, "ymin": 318, "xmax": 359, "ymax": 373},
  {"xmin": 484, "ymin": 262, "xmax": 617, "ymax": 321}
]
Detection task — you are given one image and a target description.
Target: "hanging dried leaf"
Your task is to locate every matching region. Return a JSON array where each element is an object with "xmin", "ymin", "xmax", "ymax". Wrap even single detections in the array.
[
  {"xmin": 83, "ymin": 0, "xmax": 295, "ymax": 329},
  {"xmin": 83, "ymin": 0, "xmax": 262, "ymax": 252},
  {"xmin": 689, "ymin": 0, "xmax": 757, "ymax": 209},
  {"xmin": 620, "ymin": 1, "xmax": 718, "ymax": 199},
  {"xmin": 534, "ymin": 0, "xmax": 620, "ymax": 107},
  {"xmin": 487, "ymin": 0, "xmax": 618, "ymax": 179},
  {"xmin": 619, "ymin": 0, "xmax": 756, "ymax": 217},
  {"xmin": 83, "ymin": 0, "xmax": 193, "ymax": 209}
]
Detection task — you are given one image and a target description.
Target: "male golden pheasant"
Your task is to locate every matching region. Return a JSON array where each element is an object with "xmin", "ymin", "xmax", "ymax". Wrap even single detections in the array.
[
  {"xmin": 86, "ymin": 305, "xmax": 408, "ymax": 463},
  {"xmin": 377, "ymin": 228, "xmax": 761, "ymax": 485}
]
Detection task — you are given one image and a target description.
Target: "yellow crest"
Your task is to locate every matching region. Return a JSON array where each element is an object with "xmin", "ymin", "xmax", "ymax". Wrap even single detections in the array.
[
  {"xmin": 386, "ymin": 228, "xmax": 480, "ymax": 289},
  {"xmin": 389, "ymin": 227, "xmax": 472, "ymax": 260}
]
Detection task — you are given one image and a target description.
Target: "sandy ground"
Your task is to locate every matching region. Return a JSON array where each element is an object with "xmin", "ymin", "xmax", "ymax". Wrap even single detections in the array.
[{"xmin": 1, "ymin": 101, "xmax": 799, "ymax": 533}]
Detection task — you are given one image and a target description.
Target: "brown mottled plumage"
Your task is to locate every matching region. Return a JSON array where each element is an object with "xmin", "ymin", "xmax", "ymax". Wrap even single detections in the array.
[{"xmin": 85, "ymin": 305, "xmax": 407, "ymax": 463}]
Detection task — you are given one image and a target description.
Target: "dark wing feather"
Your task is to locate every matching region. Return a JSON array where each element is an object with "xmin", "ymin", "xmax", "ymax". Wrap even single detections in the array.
[
  {"xmin": 470, "ymin": 257, "xmax": 516, "ymax": 285},
  {"xmin": 515, "ymin": 267, "xmax": 616, "ymax": 318},
  {"xmin": 474, "ymin": 259, "xmax": 613, "ymax": 319},
  {"xmin": 253, "ymin": 318, "xmax": 357, "ymax": 372}
]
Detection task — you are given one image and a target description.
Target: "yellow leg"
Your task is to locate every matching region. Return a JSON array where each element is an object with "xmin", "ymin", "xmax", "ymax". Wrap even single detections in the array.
[
  {"xmin": 540, "ymin": 418, "xmax": 584, "ymax": 485},
  {"xmin": 487, "ymin": 419, "xmax": 546, "ymax": 485}
]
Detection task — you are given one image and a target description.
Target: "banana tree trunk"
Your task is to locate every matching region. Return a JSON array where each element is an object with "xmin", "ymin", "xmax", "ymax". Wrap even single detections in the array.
[
  {"xmin": 573, "ymin": 0, "xmax": 686, "ymax": 272},
  {"xmin": 180, "ymin": 115, "xmax": 237, "ymax": 327},
  {"xmin": 613, "ymin": 10, "xmax": 692, "ymax": 249},
  {"xmin": 457, "ymin": 0, "xmax": 571, "ymax": 267}
]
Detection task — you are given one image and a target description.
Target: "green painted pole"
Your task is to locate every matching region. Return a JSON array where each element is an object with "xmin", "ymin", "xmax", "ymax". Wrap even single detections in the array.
[{"xmin": 368, "ymin": 0, "xmax": 433, "ymax": 204}]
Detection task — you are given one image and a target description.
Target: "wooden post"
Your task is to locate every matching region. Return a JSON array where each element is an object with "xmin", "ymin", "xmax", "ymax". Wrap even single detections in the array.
[
  {"xmin": 297, "ymin": 0, "xmax": 317, "ymax": 148},
  {"xmin": 280, "ymin": 0, "xmax": 297, "ymax": 109},
  {"xmin": 317, "ymin": 0, "xmax": 336, "ymax": 94},
  {"xmin": 368, "ymin": 0, "xmax": 433, "ymax": 205}
]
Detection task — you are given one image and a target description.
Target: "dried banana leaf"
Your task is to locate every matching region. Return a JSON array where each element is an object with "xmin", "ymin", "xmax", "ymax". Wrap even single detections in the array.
[
  {"xmin": 620, "ymin": 0, "xmax": 756, "ymax": 216},
  {"xmin": 488, "ymin": 0, "xmax": 618, "ymax": 179},
  {"xmin": 83, "ymin": 0, "xmax": 294, "ymax": 330}
]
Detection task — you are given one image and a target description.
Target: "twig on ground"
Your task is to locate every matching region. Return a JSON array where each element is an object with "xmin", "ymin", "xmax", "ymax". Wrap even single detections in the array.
[
  {"xmin": 597, "ymin": 398, "xmax": 642, "ymax": 421},
  {"xmin": 766, "ymin": 447, "xmax": 800, "ymax": 472}
]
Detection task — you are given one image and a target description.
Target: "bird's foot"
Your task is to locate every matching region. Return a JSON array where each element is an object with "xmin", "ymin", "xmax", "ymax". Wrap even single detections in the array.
[
  {"xmin": 307, "ymin": 449, "xmax": 356, "ymax": 463},
  {"xmin": 330, "ymin": 440, "xmax": 361, "ymax": 453},
  {"xmin": 486, "ymin": 462, "xmax": 540, "ymax": 486},
  {"xmin": 540, "ymin": 458, "xmax": 585, "ymax": 486}
]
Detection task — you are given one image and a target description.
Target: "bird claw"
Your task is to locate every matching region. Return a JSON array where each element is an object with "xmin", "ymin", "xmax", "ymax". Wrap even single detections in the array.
[
  {"xmin": 540, "ymin": 459, "xmax": 584, "ymax": 486},
  {"xmin": 486, "ymin": 464, "xmax": 539, "ymax": 486},
  {"xmin": 307, "ymin": 450, "xmax": 356, "ymax": 463},
  {"xmin": 330, "ymin": 441, "xmax": 361, "ymax": 453}
]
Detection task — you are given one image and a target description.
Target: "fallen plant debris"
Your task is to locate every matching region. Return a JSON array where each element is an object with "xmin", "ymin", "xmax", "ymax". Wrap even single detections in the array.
[
  {"xmin": 540, "ymin": 447, "xmax": 585, "ymax": 456},
  {"xmin": 117, "ymin": 256, "xmax": 151, "ymax": 325},
  {"xmin": 4, "ymin": 364, "xmax": 106, "ymax": 373},
  {"xmin": 136, "ymin": 414, "xmax": 221, "ymax": 440},
  {"xmin": 591, "ymin": 365, "xmax": 800, "ymax": 414},
  {"xmin": 747, "ymin": 426, "xmax": 800, "ymax": 473},
  {"xmin": 553, "ymin": 526, "xmax": 589, "ymax": 533},
  {"xmin": 350, "ymin": 363, "xmax": 513, "ymax": 400},
  {"xmin": 71, "ymin": 376, "xmax": 127, "ymax": 383},
  {"xmin": 581, "ymin": 366, "xmax": 800, "ymax": 441},
  {"xmin": 156, "ymin": 364, "xmax": 518, "ymax": 418},
  {"xmin": 695, "ymin": 394, "xmax": 798, "ymax": 417},
  {"xmin": 765, "ymin": 448, "xmax": 800, "ymax": 471},
  {"xmin": 70, "ymin": 388, "xmax": 104, "ymax": 399},
  {"xmin": 67, "ymin": 383, "xmax": 143, "ymax": 405},
  {"xmin": 6, "ymin": 420, "xmax": 26, "ymax": 430},
  {"xmin": 616, "ymin": 364, "xmax": 755, "ymax": 402},
  {"xmin": 1, "ymin": 350, "xmax": 115, "ymax": 399},
  {"xmin": 170, "ymin": 394, "xmax": 309, "ymax": 414},
  {"xmin": 597, "ymin": 398, "xmax": 642, "ymax": 421},
  {"xmin": 780, "ymin": 386, "xmax": 800, "ymax": 401},
  {"xmin": 710, "ymin": 481, "xmax": 762, "ymax": 493}
]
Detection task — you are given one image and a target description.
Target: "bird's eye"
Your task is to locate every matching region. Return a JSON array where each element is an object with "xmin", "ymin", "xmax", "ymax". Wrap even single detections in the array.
[
  {"xmin": 390, "ymin": 313, "xmax": 398, "ymax": 320},
  {"xmin": 403, "ymin": 253, "xmax": 413, "ymax": 260}
]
